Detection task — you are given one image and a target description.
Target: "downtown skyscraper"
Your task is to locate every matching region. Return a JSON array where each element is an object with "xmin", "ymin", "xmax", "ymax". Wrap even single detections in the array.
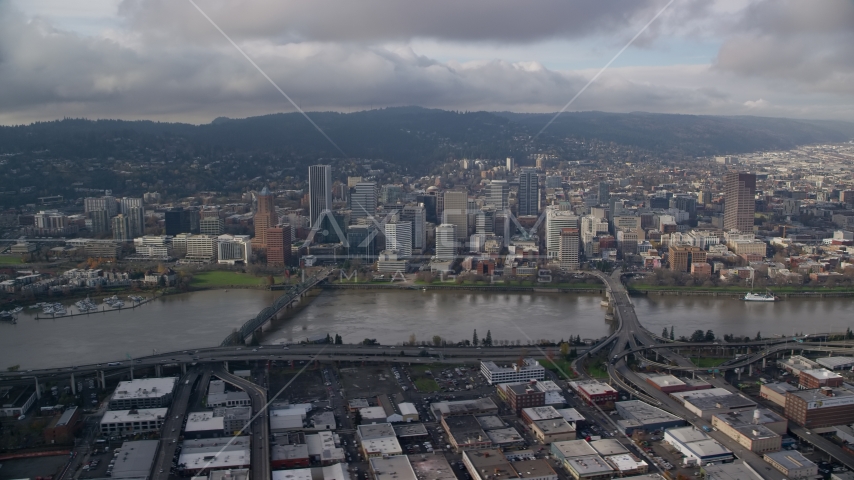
[
  {"xmin": 308, "ymin": 165, "xmax": 332, "ymax": 229},
  {"xmin": 723, "ymin": 172, "xmax": 756, "ymax": 233},
  {"xmin": 518, "ymin": 168, "xmax": 539, "ymax": 216}
]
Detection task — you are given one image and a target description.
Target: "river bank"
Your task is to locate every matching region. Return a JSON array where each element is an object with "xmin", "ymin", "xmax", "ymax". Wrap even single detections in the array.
[{"xmin": 628, "ymin": 285, "xmax": 854, "ymax": 298}]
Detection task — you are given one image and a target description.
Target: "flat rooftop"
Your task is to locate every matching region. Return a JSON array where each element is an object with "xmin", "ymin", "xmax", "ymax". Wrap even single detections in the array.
[
  {"xmin": 444, "ymin": 415, "xmax": 489, "ymax": 445},
  {"xmin": 112, "ymin": 378, "xmax": 176, "ymax": 401},
  {"xmin": 788, "ymin": 387, "xmax": 854, "ymax": 403},
  {"xmin": 431, "ymin": 397, "xmax": 499, "ymax": 416},
  {"xmin": 512, "ymin": 459, "xmax": 557, "ymax": 479},
  {"xmin": 111, "ymin": 440, "xmax": 159, "ymax": 479},
  {"xmin": 671, "ymin": 387, "xmax": 732, "ymax": 403},
  {"xmin": 532, "ymin": 418, "xmax": 573, "ymax": 436},
  {"xmin": 644, "ymin": 373, "xmax": 686, "ymax": 388},
  {"xmin": 764, "ymin": 450, "xmax": 817, "ymax": 470},
  {"xmin": 817, "ymin": 356, "xmax": 854, "ymax": 369},
  {"xmin": 684, "ymin": 394, "xmax": 756, "ymax": 411},
  {"xmin": 589, "ymin": 439, "xmax": 628, "ymax": 456},
  {"xmin": 272, "ymin": 443, "xmax": 310, "ymax": 461},
  {"xmin": 565, "ymin": 455, "xmax": 613, "ymax": 476},
  {"xmin": 272, "ymin": 469, "xmax": 312, "ymax": 480},
  {"xmin": 702, "ymin": 460, "xmax": 763, "ymax": 480},
  {"xmin": 802, "ymin": 368, "xmax": 843, "ymax": 380},
  {"xmin": 712, "ymin": 408, "xmax": 785, "ymax": 428},
  {"xmin": 616, "ymin": 400, "xmax": 683, "ymax": 425},
  {"xmin": 762, "ymin": 382, "xmax": 797, "ymax": 395},
  {"xmin": 179, "ymin": 437, "xmax": 250, "ymax": 471},
  {"xmin": 731, "ymin": 424, "xmax": 779, "ymax": 441},
  {"xmin": 486, "ymin": 427, "xmax": 524, "ymax": 445},
  {"xmin": 370, "ymin": 455, "xmax": 417, "ymax": 480},
  {"xmin": 394, "ymin": 423, "xmax": 429, "ymax": 437},
  {"xmin": 55, "ymin": 406, "xmax": 78, "ymax": 427},
  {"xmin": 101, "ymin": 408, "xmax": 168, "ymax": 424},
  {"xmin": 464, "ymin": 450, "xmax": 518, "ymax": 480},
  {"xmin": 475, "ymin": 415, "xmax": 506, "ymax": 430},
  {"xmin": 408, "ymin": 453, "xmax": 456, "ymax": 480},
  {"xmin": 522, "ymin": 406, "xmax": 562, "ymax": 421},
  {"xmin": 556, "ymin": 408, "xmax": 585, "ymax": 423},
  {"xmin": 570, "ymin": 380, "xmax": 617, "ymax": 396},
  {"xmin": 552, "ymin": 439, "xmax": 597, "ymax": 458},
  {"xmin": 358, "ymin": 422, "xmax": 396, "ymax": 440},
  {"xmin": 184, "ymin": 411, "xmax": 224, "ymax": 432},
  {"xmin": 605, "ymin": 453, "xmax": 647, "ymax": 472}
]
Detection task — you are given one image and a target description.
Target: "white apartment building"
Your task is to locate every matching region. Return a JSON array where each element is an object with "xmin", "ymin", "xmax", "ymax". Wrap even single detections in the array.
[
  {"xmin": 545, "ymin": 207, "xmax": 579, "ymax": 259},
  {"xmin": 559, "ymin": 228, "xmax": 580, "ymax": 271},
  {"xmin": 384, "ymin": 222, "xmax": 413, "ymax": 258},
  {"xmin": 435, "ymin": 224, "xmax": 457, "ymax": 261},
  {"xmin": 480, "ymin": 358, "xmax": 545, "ymax": 385},
  {"xmin": 217, "ymin": 234, "xmax": 252, "ymax": 265}
]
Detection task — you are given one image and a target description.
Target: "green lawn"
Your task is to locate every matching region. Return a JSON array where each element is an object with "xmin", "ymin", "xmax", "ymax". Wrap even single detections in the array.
[
  {"xmin": 538, "ymin": 358, "xmax": 577, "ymax": 379},
  {"xmin": 0, "ymin": 256, "xmax": 23, "ymax": 265},
  {"xmin": 190, "ymin": 270, "xmax": 279, "ymax": 287},
  {"xmin": 414, "ymin": 378, "xmax": 441, "ymax": 392},
  {"xmin": 586, "ymin": 363, "xmax": 610, "ymax": 379},
  {"xmin": 690, "ymin": 357, "xmax": 730, "ymax": 368}
]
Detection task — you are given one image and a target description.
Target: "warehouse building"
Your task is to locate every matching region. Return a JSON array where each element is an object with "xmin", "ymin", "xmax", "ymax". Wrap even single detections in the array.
[
  {"xmin": 100, "ymin": 408, "xmax": 167, "ymax": 436},
  {"xmin": 799, "ymin": 368, "xmax": 844, "ymax": 389},
  {"xmin": 614, "ymin": 400, "xmax": 686, "ymax": 434},
  {"xmin": 640, "ymin": 373, "xmax": 709, "ymax": 394},
  {"xmin": 358, "ymin": 423, "xmax": 403, "ymax": 458},
  {"xmin": 784, "ymin": 387, "xmax": 854, "ymax": 428},
  {"xmin": 430, "ymin": 397, "xmax": 499, "ymax": 418},
  {"xmin": 763, "ymin": 450, "xmax": 818, "ymax": 479},
  {"xmin": 759, "ymin": 382, "xmax": 798, "ymax": 408},
  {"xmin": 109, "ymin": 378, "xmax": 176, "ymax": 410},
  {"xmin": 671, "ymin": 388, "xmax": 756, "ymax": 419},
  {"xmin": 370, "ymin": 455, "xmax": 417, "ymax": 480},
  {"xmin": 663, "ymin": 427, "xmax": 733, "ymax": 466},
  {"xmin": 568, "ymin": 381, "xmax": 618, "ymax": 409},
  {"xmin": 179, "ymin": 437, "xmax": 250, "ymax": 475},
  {"xmin": 817, "ymin": 356, "xmax": 854, "ymax": 371},
  {"xmin": 111, "ymin": 440, "xmax": 159, "ymax": 479},
  {"xmin": 462, "ymin": 449, "xmax": 518, "ymax": 480},
  {"xmin": 442, "ymin": 415, "xmax": 492, "ymax": 452},
  {"xmin": 184, "ymin": 411, "xmax": 225, "ymax": 439},
  {"xmin": 550, "ymin": 440, "xmax": 613, "ymax": 480},
  {"xmin": 700, "ymin": 460, "xmax": 763, "ymax": 479}
]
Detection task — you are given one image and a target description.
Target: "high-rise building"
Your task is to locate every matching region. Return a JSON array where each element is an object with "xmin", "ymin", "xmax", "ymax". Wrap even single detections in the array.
[
  {"xmin": 435, "ymin": 224, "xmax": 457, "ymax": 261},
  {"xmin": 217, "ymin": 235, "xmax": 252, "ymax": 265},
  {"xmin": 415, "ymin": 194, "xmax": 438, "ymax": 224},
  {"xmin": 308, "ymin": 165, "xmax": 332, "ymax": 229},
  {"xmin": 266, "ymin": 225, "xmax": 292, "ymax": 266},
  {"xmin": 559, "ymin": 228, "xmax": 580, "ymax": 271},
  {"xmin": 380, "ymin": 184, "xmax": 404, "ymax": 205},
  {"xmin": 581, "ymin": 215, "xmax": 609, "ymax": 254},
  {"xmin": 254, "ymin": 187, "xmax": 277, "ymax": 248},
  {"xmin": 598, "ymin": 182, "xmax": 610, "ymax": 205},
  {"xmin": 384, "ymin": 221, "xmax": 412, "ymax": 258},
  {"xmin": 199, "ymin": 216, "xmax": 224, "ymax": 236},
  {"xmin": 112, "ymin": 214, "xmax": 131, "ymax": 242},
  {"xmin": 724, "ymin": 172, "xmax": 756, "ymax": 232},
  {"xmin": 350, "ymin": 182, "xmax": 377, "ymax": 223},
  {"xmin": 475, "ymin": 207, "xmax": 495, "ymax": 235},
  {"xmin": 346, "ymin": 224, "xmax": 378, "ymax": 263},
  {"xmin": 88, "ymin": 209, "xmax": 110, "ymax": 235},
  {"xmin": 487, "ymin": 180, "xmax": 509, "ymax": 211},
  {"xmin": 85, "ymin": 196, "xmax": 117, "ymax": 217},
  {"xmin": 165, "ymin": 208, "xmax": 193, "ymax": 235},
  {"xmin": 119, "ymin": 197, "xmax": 143, "ymax": 215},
  {"xmin": 401, "ymin": 205, "xmax": 426, "ymax": 252},
  {"xmin": 546, "ymin": 208, "xmax": 579, "ymax": 259},
  {"xmin": 442, "ymin": 191, "xmax": 468, "ymax": 241},
  {"xmin": 518, "ymin": 168, "xmax": 539, "ymax": 216},
  {"xmin": 126, "ymin": 206, "xmax": 145, "ymax": 239},
  {"xmin": 184, "ymin": 234, "xmax": 217, "ymax": 263},
  {"xmin": 506, "ymin": 157, "xmax": 515, "ymax": 172}
]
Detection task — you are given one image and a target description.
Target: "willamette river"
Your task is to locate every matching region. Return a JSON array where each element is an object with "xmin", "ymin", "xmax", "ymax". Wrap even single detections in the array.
[{"xmin": 2, "ymin": 288, "xmax": 852, "ymax": 369}]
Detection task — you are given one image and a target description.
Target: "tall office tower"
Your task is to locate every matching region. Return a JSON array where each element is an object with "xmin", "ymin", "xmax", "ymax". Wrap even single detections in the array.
[
  {"xmin": 112, "ymin": 214, "xmax": 131, "ymax": 242},
  {"xmin": 266, "ymin": 225, "xmax": 292, "ymax": 266},
  {"xmin": 85, "ymin": 196, "xmax": 117, "ymax": 217},
  {"xmin": 401, "ymin": 205, "xmax": 426, "ymax": 252},
  {"xmin": 416, "ymin": 194, "xmax": 438, "ymax": 224},
  {"xmin": 435, "ymin": 224, "xmax": 457, "ymax": 261},
  {"xmin": 165, "ymin": 207, "xmax": 192, "ymax": 235},
  {"xmin": 308, "ymin": 164, "xmax": 332, "ymax": 229},
  {"xmin": 442, "ymin": 190, "xmax": 469, "ymax": 241},
  {"xmin": 436, "ymin": 193, "xmax": 445, "ymax": 222},
  {"xmin": 384, "ymin": 221, "xmax": 412, "ymax": 257},
  {"xmin": 598, "ymin": 182, "xmax": 610, "ymax": 205},
  {"xmin": 346, "ymin": 224, "xmax": 378, "ymax": 263},
  {"xmin": 476, "ymin": 207, "xmax": 495, "ymax": 235},
  {"xmin": 254, "ymin": 187, "xmax": 277, "ymax": 248},
  {"xmin": 723, "ymin": 172, "xmax": 756, "ymax": 232},
  {"xmin": 89, "ymin": 209, "xmax": 110, "ymax": 234},
  {"xmin": 350, "ymin": 182, "xmax": 377, "ymax": 222},
  {"xmin": 487, "ymin": 180, "xmax": 509, "ymax": 211},
  {"xmin": 200, "ymin": 216, "xmax": 224, "ymax": 236},
  {"xmin": 506, "ymin": 157, "xmax": 515, "ymax": 172},
  {"xmin": 518, "ymin": 168, "xmax": 539, "ymax": 216},
  {"xmin": 127, "ymin": 206, "xmax": 145, "ymax": 239},
  {"xmin": 559, "ymin": 228, "xmax": 580, "ymax": 271},
  {"xmin": 545, "ymin": 207, "xmax": 579, "ymax": 258}
]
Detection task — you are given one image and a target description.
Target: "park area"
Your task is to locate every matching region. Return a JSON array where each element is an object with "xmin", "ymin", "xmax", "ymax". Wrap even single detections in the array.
[
  {"xmin": 190, "ymin": 270, "xmax": 282, "ymax": 287},
  {"xmin": 0, "ymin": 255, "xmax": 23, "ymax": 265}
]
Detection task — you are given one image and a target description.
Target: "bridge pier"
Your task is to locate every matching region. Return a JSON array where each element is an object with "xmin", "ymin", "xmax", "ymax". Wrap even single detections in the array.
[
  {"xmin": 224, "ymin": 361, "xmax": 229, "ymax": 372},
  {"xmin": 100, "ymin": 370, "xmax": 106, "ymax": 390},
  {"xmin": 70, "ymin": 373, "xmax": 76, "ymax": 395},
  {"xmin": 762, "ymin": 357, "xmax": 766, "ymax": 369},
  {"xmin": 155, "ymin": 364, "xmax": 162, "ymax": 377},
  {"xmin": 181, "ymin": 363, "xmax": 187, "ymax": 374},
  {"xmin": 34, "ymin": 376, "xmax": 41, "ymax": 400}
]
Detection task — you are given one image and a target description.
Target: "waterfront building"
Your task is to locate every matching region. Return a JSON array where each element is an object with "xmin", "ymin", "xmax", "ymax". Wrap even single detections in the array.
[
  {"xmin": 400, "ymin": 204, "xmax": 426, "ymax": 252},
  {"xmin": 435, "ymin": 224, "xmax": 457, "ymax": 261},
  {"xmin": 480, "ymin": 358, "xmax": 545, "ymax": 385},
  {"xmin": 443, "ymin": 191, "xmax": 469, "ymax": 241},
  {"xmin": 350, "ymin": 181, "xmax": 377, "ymax": 223},
  {"xmin": 217, "ymin": 234, "xmax": 252, "ymax": 265},
  {"xmin": 254, "ymin": 186, "xmax": 277, "ymax": 248},
  {"xmin": 384, "ymin": 221, "xmax": 412, "ymax": 258},
  {"xmin": 723, "ymin": 172, "xmax": 756, "ymax": 232},
  {"xmin": 266, "ymin": 225, "xmax": 292, "ymax": 266},
  {"xmin": 109, "ymin": 378, "xmax": 176, "ymax": 410}
]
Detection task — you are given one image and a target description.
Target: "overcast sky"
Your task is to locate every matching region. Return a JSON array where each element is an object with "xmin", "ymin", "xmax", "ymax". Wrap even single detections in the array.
[{"xmin": 1, "ymin": 0, "xmax": 853, "ymax": 125}]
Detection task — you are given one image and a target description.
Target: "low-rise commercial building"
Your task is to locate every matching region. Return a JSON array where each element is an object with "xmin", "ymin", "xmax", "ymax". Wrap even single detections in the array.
[
  {"xmin": 663, "ymin": 427, "xmax": 733, "ymax": 466},
  {"xmin": 569, "ymin": 381, "xmax": 617, "ymax": 409},
  {"xmin": 700, "ymin": 460, "xmax": 763, "ymax": 479},
  {"xmin": 512, "ymin": 459, "xmax": 559, "ymax": 480},
  {"xmin": 306, "ymin": 431, "xmax": 345, "ymax": 464},
  {"xmin": 614, "ymin": 400, "xmax": 686, "ymax": 435},
  {"xmin": 111, "ymin": 440, "xmax": 159, "ymax": 479},
  {"xmin": 408, "ymin": 453, "xmax": 457, "ymax": 480},
  {"xmin": 184, "ymin": 411, "xmax": 225, "ymax": 439},
  {"xmin": 44, "ymin": 406, "xmax": 81, "ymax": 444},
  {"xmin": 498, "ymin": 383, "xmax": 545, "ymax": 414},
  {"xmin": 799, "ymin": 368, "xmax": 844, "ymax": 389},
  {"xmin": 671, "ymin": 388, "xmax": 756, "ymax": 419},
  {"xmin": 550, "ymin": 440, "xmax": 613, "ymax": 480},
  {"xmin": 462, "ymin": 449, "xmax": 518, "ymax": 480},
  {"xmin": 763, "ymin": 450, "xmax": 818, "ymax": 479},
  {"xmin": 642, "ymin": 373, "xmax": 712, "ymax": 394},
  {"xmin": 271, "ymin": 444, "xmax": 310, "ymax": 469},
  {"xmin": 709, "ymin": 415, "xmax": 780, "ymax": 454},
  {"xmin": 442, "ymin": 415, "xmax": 492, "ymax": 452},
  {"xmin": 371, "ymin": 455, "xmax": 417, "ymax": 480},
  {"xmin": 531, "ymin": 418, "xmax": 575, "ymax": 443},
  {"xmin": 604, "ymin": 454, "xmax": 648, "ymax": 476},
  {"xmin": 481, "ymin": 358, "xmax": 545, "ymax": 385},
  {"xmin": 759, "ymin": 382, "xmax": 798, "ymax": 408},
  {"xmin": 358, "ymin": 423, "xmax": 403, "ymax": 457},
  {"xmin": 109, "ymin": 378, "xmax": 176, "ymax": 410},
  {"xmin": 179, "ymin": 437, "xmax": 250, "ymax": 475},
  {"xmin": 100, "ymin": 408, "xmax": 167, "ymax": 436},
  {"xmin": 430, "ymin": 397, "xmax": 499, "ymax": 418},
  {"xmin": 222, "ymin": 406, "xmax": 252, "ymax": 435}
]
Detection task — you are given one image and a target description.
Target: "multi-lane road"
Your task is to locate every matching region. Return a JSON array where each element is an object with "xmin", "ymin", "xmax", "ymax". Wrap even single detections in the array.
[
  {"xmin": 151, "ymin": 370, "xmax": 199, "ymax": 480},
  {"xmin": 214, "ymin": 367, "xmax": 271, "ymax": 480}
]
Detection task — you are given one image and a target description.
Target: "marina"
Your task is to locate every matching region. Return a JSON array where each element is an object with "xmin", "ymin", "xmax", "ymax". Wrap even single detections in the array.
[{"xmin": 34, "ymin": 294, "xmax": 156, "ymax": 319}]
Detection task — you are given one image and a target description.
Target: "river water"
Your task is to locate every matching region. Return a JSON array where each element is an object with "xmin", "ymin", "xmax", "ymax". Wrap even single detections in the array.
[
  {"xmin": 0, "ymin": 290, "xmax": 278, "ymax": 370},
  {"xmin": 3, "ymin": 288, "xmax": 851, "ymax": 370}
]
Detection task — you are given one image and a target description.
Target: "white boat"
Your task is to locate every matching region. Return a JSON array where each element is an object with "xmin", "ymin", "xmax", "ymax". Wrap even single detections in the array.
[
  {"xmin": 11, "ymin": 307, "xmax": 23, "ymax": 313},
  {"xmin": 743, "ymin": 292, "xmax": 776, "ymax": 302}
]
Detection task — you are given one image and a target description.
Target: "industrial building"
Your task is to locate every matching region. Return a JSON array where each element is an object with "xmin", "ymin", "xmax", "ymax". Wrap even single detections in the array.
[
  {"xmin": 179, "ymin": 437, "xmax": 251, "ymax": 475},
  {"xmin": 759, "ymin": 382, "xmax": 798, "ymax": 408},
  {"xmin": 462, "ymin": 449, "xmax": 518, "ymax": 480},
  {"xmin": 550, "ymin": 440, "xmax": 613, "ymax": 480},
  {"xmin": 371, "ymin": 455, "xmax": 418, "ymax": 480},
  {"xmin": 641, "ymin": 373, "xmax": 711, "ymax": 394},
  {"xmin": 763, "ymin": 450, "xmax": 818, "ymax": 479},
  {"xmin": 43, "ymin": 406, "xmax": 81, "ymax": 444},
  {"xmin": 784, "ymin": 387, "xmax": 854, "ymax": 428},
  {"xmin": 183, "ymin": 411, "xmax": 225, "ymax": 439},
  {"xmin": 357, "ymin": 423, "xmax": 403, "ymax": 457},
  {"xmin": 798, "ymin": 368, "xmax": 844, "ymax": 389},
  {"xmin": 441, "ymin": 415, "xmax": 492, "ymax": 452},
  {"xmin": 670, "ymin": 388, "xmax": 756, "ymax": 419},
  {"xmin": 480, "ymin": 358, "xmax": 545, "ymax": 385},
  {"xmin": 710, "ymin": 410, "xmax": 782, "ymax": 454},
  {"xmin": 497, "ymin": 382, "xmax": 545, "ymax": 414},
  {"xmin": 430, "ymin": 397, "xmax": 499, "ymax": 418},
  {"xmin": 614, "ymin": 400, "xmax": 686, "ymax": 434},
  {"xmin": 700, "ymin": 460, "xmax": 763, "ymax": 479},
  {"xmin": 663, "ymin": 427, "xmax": 733, "ymax": 466},
  {"xmin": 817, "ymin": 356, "xmax": 854, "ymax": 370},
  {"xmin": 111, "ymin": 440, "xmax": 159, "ymax": 479},
  {"xmin": 109, "ymin": 377, "xmax": 176, "ymax": 410},
  {"xmin": 100, "ymin": 408, "xmax": 167, "ymax": 436}
]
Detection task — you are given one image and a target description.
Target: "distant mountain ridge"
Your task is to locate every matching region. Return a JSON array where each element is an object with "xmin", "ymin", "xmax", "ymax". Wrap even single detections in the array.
[{"xmin": 1, "ymin": 108, "xmax": 852, "ymax": 163}]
